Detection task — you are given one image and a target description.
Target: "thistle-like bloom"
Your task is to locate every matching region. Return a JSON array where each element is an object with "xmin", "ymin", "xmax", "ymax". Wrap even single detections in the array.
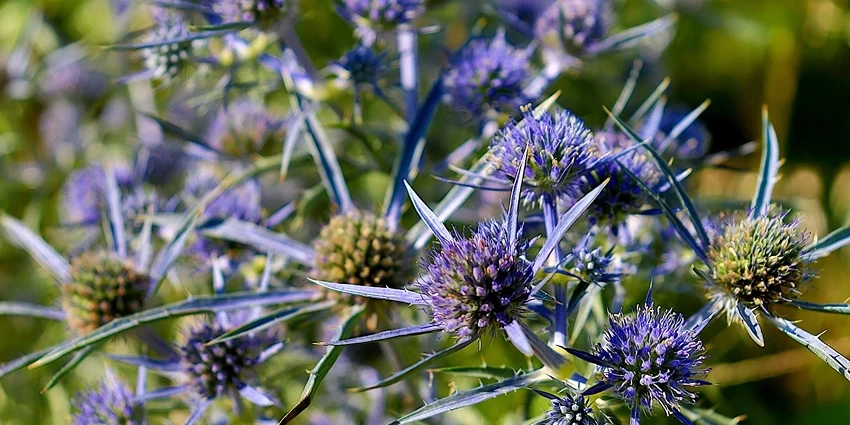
[
  {"xmin": 39, "ymin": 59, "xmax": 108, "ymax": 100},
  {"xmin": 540, "ymin": 392, "xmax": 597, "ymax": 425},
  {"xmin": 444, "ymin": 33, "xmax": 535, "ymax": 116},
  {"xmin": 205, "ymin": 99, "xmax": 285, "ymax": 157},
  {"xmin": 419, "ymin": 218, "xmax": 533, "ymax": 339},
  {"xmin": 72, "ymin": 378, "xmax": 143, "ymax": 425},
  {"xmin": 335, "ymin": 44, "xmax": 389, "ymax": 89},
  {"xmin": 208, "ymin": 0, "xmax": 289, "ymax": 24},
  {"xmin": 313, "ymin": 209, "xmax": 412, "ymax": 289},
  {"xmin": 142, "ymin": 14, "xmax": 201, "ymax": 80},
  {"xmin": 708, "ymin": 210, "xmax": 811, "ymax": 309},
  {"xmin": 535, "ymin": 0, "xmax": 612, "ymax": 55},
  {"xmin": 62, "ymin": 251, "xmax": 152, "ymax": 335},
  {"xmin": 575, "ymin": 130, "xmax": 661, "ymax": 230},
  {"xmin": 340, "ymin": 0, "xmax": 424, "ymax": 29},
  {"xmin": 61, "ymin": 165, "xmax": 134, "ymax": 226},
  {"xmin": 490, "ymin": 109, "xmax": 599, "ymax": 206},
  {"xmin": 570, "ymin": 304, "xmax": 709, "ymax": 424}
]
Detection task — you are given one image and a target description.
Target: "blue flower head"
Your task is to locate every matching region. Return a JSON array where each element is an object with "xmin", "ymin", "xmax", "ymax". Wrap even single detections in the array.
[
  {"xmin": 570, "ymin": 235, "xmax": 617, "ymax": 285},
  {"xmin": 543, "ymin": 392, "xmax": 597, "ymax": 425},
  {"xmin": 208, "ymin": 0, "xmax": 290, "ymax": 25},
  {"xmin": 419, "ymin": 219, "xmax": 533, "ymax": 340},
  {"xmin": 592, "ymin": 304, "xmax": 709, "ymax": 418},
  {"xmin": 205, "ymin": 99, "xmax": 285, "ymax": 157},
  {"xmin": 535, "ymin": 0, "xmax": 612, "ymax": 55},
  {"xmin": 336, "ymin": 44, "xmax": 389, "ymax": 88},
  {"xmin": 576, "ymin": 130, "xmax": 661, "ymax": 230},
  {"xmin": 40, "ymin": 59, "xmax": 108, "ymax": 100},
  {"xmin": 142, "ymin": 13, "xmax": 202, "ymax": 80},
  {"xmin": 72, "ymin": 378, "xmax": 142, "ymax": 425},
  {"xmin": 61, "ymin": 165, "xmax": 134, "ymax": 226},
  {"xmin": 340, "ymin": 0, "xmax": 424, "ymax": 29},
  {"xmin": 444, "ymin": 32, "xmax": 535, "ymax": 116},
  {"xmin": 490, "ymin": 108, "xmax": 599, "ymax": 206}
]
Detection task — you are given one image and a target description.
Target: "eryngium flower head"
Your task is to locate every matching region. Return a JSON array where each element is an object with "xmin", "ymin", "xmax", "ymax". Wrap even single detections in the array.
[
  {"xmin": 40, "ymin": 60, "xmax": 108, "ymax": 100},
  {"xmin": 571, "ymin": 239, "xmax": 616, "ymax": 285},
  {"xmin": 62, "ymin": 251, "xmax": 151, "ymax": 335},
  {"xmin": 180, "ymin": 321, "xmax": 266, "ymax": 399},
  {"xmin": 594, "ymin": 304, "xmax": 708, "ymax": 414},
  {"xmin": 208, "ymin": 0, "xmax": 289, "ymax": 25},
  {"xmin": 444, "ymin": 33, "xmax": 534, "ymax": 116},
  {"xmin": 655, "ymin": 108, "xmax": 711, "ymax": 161},
  {"xmin": 419, "ymin": 219, "xmax": 533, "ymax": 339},
  {"xmin": 543, "ymin": 393, "xmax": 597, "ymax": 425},
  {"xmin": 535, "ymin": 0, "xmax": 612, "ymax": 55},
  {"xmin": 576, "ymin": 131, "xmax": 661, "ymax": 228},
  {"xmin": 337, "ymin": 44, "xmax": 389, "ymax": 88},
  {"xmin": 490, "ymin": 109, "xmax": 599, "ymax": 206},
  {"xmin": 142, "ymin": 15, "xmax": 201, "ymax": 80},
  {"xmin": 708, "ymin": 211, "xmax": 811, "ymax": 308},
  {"xmin": 313, "ymin": 210, "xmax": 411, "ymax": 289},
  {"xmin": 341, "ymin": 0, "xmax": 424, "ymax": 29},
  {"xmin": 183, "ymin": 167, "xmax": 263, "ymax": 224},
  {"xmin": 205, "ymin": 99, "xmax": 285, "ymax": 157},
  {"xmin": 61, "ymin": 166, "xmax": 134, "ymax": 226},
  {"xmin": 72, "ymin": 379, "xmax": 142, "ymax": 425}
]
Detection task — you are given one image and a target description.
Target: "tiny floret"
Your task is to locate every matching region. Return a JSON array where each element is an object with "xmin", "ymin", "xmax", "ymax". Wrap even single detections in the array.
[
  {"xmin": 62, "ymin": 251, "xmax": 151, "ymax": 335},
  {"xmin": 490, "ymin": 109, "xmax": 599, "ymax": 206},
  {"xmin": 543, "ymin": 393, "xmax": 597, "ymax": 425},
  {"xmin": 72, "ymin": 379, "xmax": 142, "ymax": 425},
  {"xmin": 419, "ymin": 219, "xmax": 533, "ymax": 339},
  {"xmin": 708, "ymin": 211, "xmax": 811, "ymax": 308},
  {"xmin": 594, "ymin": 304, "xmax": 708, "ymax": 414}
]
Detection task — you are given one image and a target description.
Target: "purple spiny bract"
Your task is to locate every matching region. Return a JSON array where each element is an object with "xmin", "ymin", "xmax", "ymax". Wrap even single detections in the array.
[
  {"xmin": 535, "ymin": 0, "xmax": 611, "ymax": 55},
  {"xmin": 205, "ymin": 98, "xmax": 285, "ymax": 157},
  {"xmin": 72, "ymin": 379, "xmax": 142, "ymax": 425},
  {"xmin": 490, "ymin": 108, "xmax": 599, "ymax": 206},
  {"xmin": 543, "ymin": 393, "xmax": 597, "ymax": 425},
  {"xmin": 444, "ymin": 33, "xmax": 534, "ymax": 116},
  {"xmin": 341, "ymin": 0, "xmax": 424, "ymax": 28},
  {"xmin": 180, "ymin": 322, "xmax": 265, "ymax": 399},
  {"xmin": 419, "ymin": 219, "xmax": 533, "ymax": 340},
  {"xmin": 594, "ymin": 304, "xmax": 708, "ymax": 415}
]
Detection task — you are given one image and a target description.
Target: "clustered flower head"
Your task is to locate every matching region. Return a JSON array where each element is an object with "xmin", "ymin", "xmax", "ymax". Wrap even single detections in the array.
[
  {"xmin": 183, "ymin": 167, "xmax": 264, "ymax": 225},
  {"xmin": 62, "ymin": 251, "xmax": 151, "ymax": 335},
  {"xmin": 577, "ymin": 130, "xmax": 661, "ymax": 229},
  {"xmin": 205, "ymin": 99, "xmax": 285, "ymax": 157},
  {"xmin": 593, "ymin": 304, "xmax": 708, "ymax": 415},
  {"xmin": 313, "ymin": 209, "xmax": 411, "ymax": 289},
  {"xmin": 208, "ymin": 0, "xmax": 290, "ymax": 25},
  {"xmin": 180, "ymin": 321, "xmax": 267, "ymax": 399},
  {"xmin": 571, "ymin": 238, "xmax": 617, "ymax": 285},
  {"xmin": 336, "ymin": 44, "xmax": 389, "ymax": 88},
  {"xmin": 72, "ymin": 379, "xmax": 142, "ymax": 425},
  {"xmin": 708, "ymin": 210, "xmax": 811, "ymax": 309},
  {"xmin": 444, "ymin": 33, "xmax": 535, "ymax": 116},
  {"xmin": 142, "ymin": 13, "xmax": 201, "ymax": 80},
  {"xmin": 40, "ymin": 60, "xmax": 108, "ymax": 100},
  {"xmin": 340, "ymin": 0, "xmax": 424, "ymax": 29},
  {"xmin": 418, "ymin": 219, "xmax": 533, "ymax": 340},
  {"xmin": 542, "ymin": 393, "xmax": 597, "ymax": 425},
  {"xmin": 490, "ymin": 109, "xmax": 599, "ymax": 206},
  {"xmin": 61, "ymin": 165, "xmax": 134, "ymax": 225},
  {"xmin": 535, "ymin": 0, "xmax": 612, "ymax": 55}
]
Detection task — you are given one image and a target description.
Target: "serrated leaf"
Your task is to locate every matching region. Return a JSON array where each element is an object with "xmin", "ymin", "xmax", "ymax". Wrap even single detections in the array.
[
  {"xmin": 308, "ymin": 279, "xmax": 425, "ymax": 305},
  {"xmin": 750, "ymin": 108, "xmax": 780, "ymax": 219},
  {"xmin": 789, "ymin": 300, "xmax": 850, "ymax": 315},
  {"xmin": 404, "ymin": 181, "xmax": 454, "ymax": 245},
  {"xmin": 765, "ymin": 314, "xmax": 850, "ymax": 381},
  {"xmin": 209, "ymin": 301, "xmax": 335, "ymax": 345},
  {"xmin": 0, "ymin": 214, "xmax": 71, "ymax": 283},
  {"xmin": 0, "ymin": 302, "xmax": 65, "ymax": 320},
  {"xmin": 325, "ymin": 323, "xmax": 441, "ymax": 346},
  {"xmin": 736, "ymin": 303, "xmax": 764, "ymax": 347},
  {"xmin": 352, "ymin": 338, "xmax": 474, "ymax": 392},
  {"xmin": 201, "ymin": 218, "xmax": 315, "ymax": 266},
  {"xmin": 803, "ymin": 225, "xmax": 850, "ymax": 260},
  {"xmin": 587, "ymin": 15, "xmax": 676, "ymax": 56},
  {"xmin": 428, "ymin": 366, "xmax": 519, "ymax": 380}
]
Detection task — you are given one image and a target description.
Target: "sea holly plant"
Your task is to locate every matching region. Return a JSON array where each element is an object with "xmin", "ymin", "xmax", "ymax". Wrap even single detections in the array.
[{"xmin": 613, "ymin": 107, "xmax": 850, "ymax": 381}]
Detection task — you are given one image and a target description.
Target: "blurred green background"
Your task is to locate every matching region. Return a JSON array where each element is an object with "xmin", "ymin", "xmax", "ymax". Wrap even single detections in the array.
[{"xmin": 2, "ymin": 0, "xmax": 850, "ymax": 424}]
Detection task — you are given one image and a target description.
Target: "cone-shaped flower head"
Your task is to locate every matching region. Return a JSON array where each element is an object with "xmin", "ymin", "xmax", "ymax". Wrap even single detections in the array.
[
  {"xmin": 708, "ymin": 210, "xmax": 811, "ymax": 309},
  {"xmin": 444, "ymin": 33, "xmax": 534, "ymax": 116},
  {"xmin": 142, "ymin": 14, "xmax": 201, "ymax": 80},
  {"xmin": 337, "ymin": 44, "xmax": 389, "ymax": 88},
  {"xmin": 593, "ymin": 304, "xmax": 708, "ymax": 415},
  {"xmin": 419, "ymin": 219, "xmax": 533, "ymax": 340},
  {"xmin": 205, "ymin": 99, "xmax": 285, "ymax": 157},
  {"xmin": 542, "ymin": 393, "xmax": 597, "ymax": 425},
  {"xmin": 72, "ymin": 379, "xmax": 142, "ymax": 425},
  {"xmin": 62, "ymin": 251, "xmax": 151, "ymax": 335},
  {"xmin": 490, "ymin": 109, "xmax": 599, "ymax": 206},
  {"xmin": 180, "ymin": 321, "xmax": 268, "ymax": 399},
  {"xmin": 535, "ymin": 0, "xmax": 612, "ymax": 55},
  {"xmin": 340, "ymin": 0, "xmax": 424, "ymax": 29},
  {"xmin": 313, "ymin": 209, "xmax": 412, "ymax": 290}
]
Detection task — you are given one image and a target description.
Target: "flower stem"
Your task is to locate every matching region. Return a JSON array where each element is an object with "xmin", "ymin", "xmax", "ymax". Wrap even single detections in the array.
[{"xmin": 397, "ymin": 26, "xmax": 419, "ymax": 124}]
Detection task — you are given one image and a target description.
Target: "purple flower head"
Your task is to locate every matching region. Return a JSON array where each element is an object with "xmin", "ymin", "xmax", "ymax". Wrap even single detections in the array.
[
  {"xmin": 593, "ymin": 304, "xmax": 708, "ymax": 416},
  {"xmin": 570, "ymin": 235, "xmax": 617, "ymax": 285},
  {"xmin": 142, "ymin": 13, "xmax": 201, "ymax": 80},
  {"xmin": 40, "ymin": 99, "xmax": 82, "ymax": 150},
  {"xmin": 707, "ymin": 209, "xmax": 812, "ymax": 310},
  {"xmin": 542, "ymin": 392, "xmax": 597, "ymax": 425},
  {"xmin": 444, "ymin": 33, "xmax": 535, "ymax": 116},
  {"xmin": 574, "ymin": 131, "xmax": 661, "ymax": 230},
  {"xmin": 180, "ymin": 318, "xmax": 276, "ymax": 400},
  {"xmin": 535, "ymin": 0, "xmax": 612, "ymax": 55},
  {"xmin": 205, "ymin": 99, "xmax": 285, "ymax": 157},
  {"xmin": 61, "ymin": 165, "xmax": 135, "ymax": 226},
  {"xmin": 39, "ymin": 60, "xmax": 108, "ymax": 100},
  {"xmin": 208, "ymin": 0, "xmax": 289, "ymax": 24},
  {"xmin": 655, "ymin": 107, "xmax": 711, "ymax": 161},
  {"xmin": 419, "ymin": 219, "xmax": 534, "ymax": 340},
  {"xmin": 72, "ymin": 379, "xmax": 142, "ymax": 425},
  {"xmin": 490, "ymin": 109, "xmax": 599, "ymax": 206},
  {"xmin": 183, "ymin": 167, "xmax": 263, "ymax": 224},
  {"xmin": 340, "ymin": 0, "xmax": 424, "ymax": 29},
  {"xmin": 336, "ymin": 44, "xmax": 389, "ymax": 88}
]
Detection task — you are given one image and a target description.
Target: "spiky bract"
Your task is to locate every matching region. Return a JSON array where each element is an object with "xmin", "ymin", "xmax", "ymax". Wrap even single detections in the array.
[{"xmin": 142, "ymin": 15, "xmax": 200, "ymax": 80}]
